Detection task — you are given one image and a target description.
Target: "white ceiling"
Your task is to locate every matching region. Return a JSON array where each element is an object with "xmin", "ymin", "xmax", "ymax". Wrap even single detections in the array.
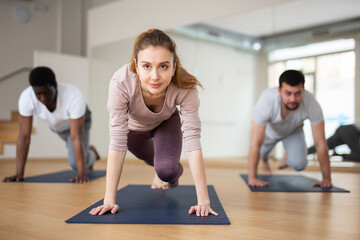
[
  {"xmin": 202, "ymin": 0, "xmax": 360, "ymax": 37},
  {"xmin": 88, "ymin": 0, "xmax": 360, "ymax": 48}
]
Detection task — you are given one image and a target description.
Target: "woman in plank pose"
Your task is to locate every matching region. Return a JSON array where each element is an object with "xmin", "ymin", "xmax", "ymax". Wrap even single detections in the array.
[{"xmin": 90, "ymin": 29, "xmax": 218, "ymax": 217}]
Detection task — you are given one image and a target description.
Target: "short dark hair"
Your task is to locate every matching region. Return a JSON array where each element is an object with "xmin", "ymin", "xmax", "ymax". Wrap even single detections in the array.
[
  {"xmin": 29, "ymin": 67, "xmax": 56, "ymax": 87},
  {"xmin": 279, "ymin": 70, "xmax": 305, "ymax": 88}
]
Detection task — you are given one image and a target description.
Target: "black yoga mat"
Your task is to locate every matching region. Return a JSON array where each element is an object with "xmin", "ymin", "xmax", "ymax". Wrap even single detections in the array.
[
  {"xmin": 14, "ymin": 170, "xmax": 106, "ymax": 183},
  {"xmin": 66, "ymin": 185, "xmax": 230, "ymax": 225},
  {"xmin": 240, "ymin": 174, "xmax": 350, "ymax": 192}
]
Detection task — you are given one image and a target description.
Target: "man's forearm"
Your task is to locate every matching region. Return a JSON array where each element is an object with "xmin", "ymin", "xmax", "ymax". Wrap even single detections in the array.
[
  {"xmin": 72, "ymin": 137, "xmax": 86, "ymax": 176},
  {"xmin": 248, "ymin": 147, "xmax": 260, "ymax": 179},
  {"xmin": 16, "ymin": 136, "xmax": 31, "ymax": 176},
  {"xmin": 317, "ymin": 145, "xmax": 331, "ymax": 181}
]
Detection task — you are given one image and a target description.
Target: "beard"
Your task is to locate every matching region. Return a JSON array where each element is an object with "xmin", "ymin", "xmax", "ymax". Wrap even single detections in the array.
[{"xmin": 283, "ymin": 102, "xmax": 299, "ymax": 111}]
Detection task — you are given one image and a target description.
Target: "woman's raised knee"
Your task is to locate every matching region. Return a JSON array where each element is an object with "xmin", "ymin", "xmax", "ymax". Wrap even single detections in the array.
[{"xmin": 155, "ymin": 164, "xmax": 182, "ymax": 182}]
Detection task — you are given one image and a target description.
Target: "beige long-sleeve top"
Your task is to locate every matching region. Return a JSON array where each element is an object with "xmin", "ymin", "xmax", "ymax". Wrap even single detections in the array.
[{"xmin": 107, "ymin": 64, "xmax": 201, "ymax": 152}]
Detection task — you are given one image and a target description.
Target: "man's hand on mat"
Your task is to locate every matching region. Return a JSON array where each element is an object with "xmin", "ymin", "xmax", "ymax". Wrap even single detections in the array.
[
  {"xmin": 70, "ymin": 175, "xmax": 89, "ymax": 183},
  {"xmin": 2, "ymin": 175, "xmax": 24, "ymax": 182},
  {"xmin": 248, "ymin": 178, "xmax": 270, "ymax": 187},
  {"xmin": 89, "ymin": 202, "xmax": 119, "ymax": 215},
  {"xmin": 313, "ymin": 179, "xmax": 333, "ymax": 188},
  {"xmin": 188, "ymin": 203, "xmax": 218, "ymax": 217}
]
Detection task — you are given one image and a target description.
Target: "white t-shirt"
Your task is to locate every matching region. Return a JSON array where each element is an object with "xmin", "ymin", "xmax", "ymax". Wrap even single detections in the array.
[
  {"xmin": 252, "ymin": 87, "xmax": 323, "ymax": 141},
  {"xmin": 18, "ymin": 83, "xmax": 86, "ymax": 132}
]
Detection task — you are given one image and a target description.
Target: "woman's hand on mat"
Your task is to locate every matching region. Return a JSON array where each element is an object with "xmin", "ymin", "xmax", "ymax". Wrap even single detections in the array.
[
  {"xmin": 2, "ymin": 174, "xmax": 24, "ymax": 182},
  {"xmin": 70, "ymin": 175, "xmax": 89, "ymax": 183},
  {"xmin": 89, "ymin": 202, "xmax": 119, "ymax": 215},
  {"xmin": 188, "ymin": 203, "xmax": 218, "ymax": 217},
  {"xmin": 248, "ymin": 177, "xmax": 270, "ymax": 187},
  {"xmin": 313, "ymin": 179, "xmax": 333, "ymax": 188}
]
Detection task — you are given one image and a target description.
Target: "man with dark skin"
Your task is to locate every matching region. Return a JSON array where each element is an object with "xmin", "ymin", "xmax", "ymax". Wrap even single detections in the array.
[
  {"xmin": 248, "ymin": 70, "xmax": 332, "ymax": 188},
  {"xmin": 2, "ymin": 67, "xmax": 99, "ymax": 183}
]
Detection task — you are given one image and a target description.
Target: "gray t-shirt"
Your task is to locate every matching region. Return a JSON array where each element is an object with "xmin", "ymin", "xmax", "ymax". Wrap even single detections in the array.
[{"xmin": 252, "ymin": 87, "xmax": 323, "ymax": 141}]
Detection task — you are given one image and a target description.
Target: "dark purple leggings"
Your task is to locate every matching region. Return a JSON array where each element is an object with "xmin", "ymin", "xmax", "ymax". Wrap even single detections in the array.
[{"xmin": 127, "ymin": 110, "xmax": 183, "ymax": 184}]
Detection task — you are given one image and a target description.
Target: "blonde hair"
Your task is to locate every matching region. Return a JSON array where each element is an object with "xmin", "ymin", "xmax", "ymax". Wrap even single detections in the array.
[{"xmin": 129, "ymin": 29, "xmax": 202, "ymax": 89}]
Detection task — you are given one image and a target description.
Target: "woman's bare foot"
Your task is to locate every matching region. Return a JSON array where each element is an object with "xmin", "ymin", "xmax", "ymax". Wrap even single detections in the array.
[
  {"xmin": 151, "ymin": 173, "xmax": 178, "ymax": 190},
  {"xmin": 90, "ymin": 145, "xmax": 101, "ymax": 160},
  {"xmin": 262, "ymin": 160, "xmax": 272, "ymax": 176},
  {"xmin": 151, "ymin": 174, "xmax": 163, "ymax": 189},
  {"xmin": 162, "ymin": 180, "xmax": 178, "ymax": 190},
  {"xmin": 86, "ymin": 145, "xmax": 101, "ymax": 172}
]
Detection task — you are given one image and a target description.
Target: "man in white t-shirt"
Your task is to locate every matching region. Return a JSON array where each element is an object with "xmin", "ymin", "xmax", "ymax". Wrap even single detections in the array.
[
  {"xmin": 2, "ymin": 67, "xmax": 99, "ymax": 183},
  {"xmin": 248, "ymin": 70, "xmax": 332, "ymax": 188}
]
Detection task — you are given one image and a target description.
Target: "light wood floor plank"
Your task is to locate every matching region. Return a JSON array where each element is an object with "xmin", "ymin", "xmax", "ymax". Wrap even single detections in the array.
[{"xmin": 0, "ymin": 158, "xmax": 359, "ymax": 240}]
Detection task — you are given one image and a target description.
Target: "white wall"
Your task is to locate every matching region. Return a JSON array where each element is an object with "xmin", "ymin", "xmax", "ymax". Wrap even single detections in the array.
[
  {"xmin": 172, "ymin": 33, "xmax": 256, "ymax": 158},
  {"xmin": 0, "ymin": 0, "xmax": 102, "ymax": 118},
  {"xmin": 355, "ymin": 35, "xmax": 360, "ymax": 120},
  {"xmin": 0, "ymin": 0, "xmax": 59, "ymax": 120},
  {"xmin": 3, "ymin": 0, "xmax": 357, "ymax": 160},
  {"xmin": 0, "ymin": 0, "xmax": 109, "ymax": 157},
  {"xmin": 0, "ymin": 0, "xmax": 58, "ymax": 76},
  {"xmin": 0, "ymin": 0, "xmax": 86, "ymax": 121},
  {"xmin": 89, "ymin": 32, "xmax": 257, "ymax": 159},
  {"xmin": 87, "ymin": 0, "xmax": 287, "ymax": 48},
  {"xmin": 0, "ymin": 0, "xmax": 62, "ymax": 157},
  {"xmin": 89, "ymin": 38, "xmax": 135, "ymax": 159},
  {"xmin": 0, "ymin": 51, "xmax": 90, "ymax": 159},
  {"xmin": 0, "ymin": 0, "xmax": 259, "ymax": 159}
]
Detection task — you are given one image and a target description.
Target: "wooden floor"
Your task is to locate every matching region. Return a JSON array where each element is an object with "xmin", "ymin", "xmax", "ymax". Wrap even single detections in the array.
[{"xmin": 0, "ymin": 158, "xmax": 359, "ymax": 240}]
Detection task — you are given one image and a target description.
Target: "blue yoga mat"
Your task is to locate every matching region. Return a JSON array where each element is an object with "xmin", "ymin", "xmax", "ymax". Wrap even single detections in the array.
[
  {"xmin": 17, "ymin": 170, "xmax": 106, "ymax": 183},
  {"xmin": 240, "ymin": 174, "xmax": 350, "ymax": 192},
  {"xmin": 66, "ymin": 185, "xmax": 230, "ymax": 225}
]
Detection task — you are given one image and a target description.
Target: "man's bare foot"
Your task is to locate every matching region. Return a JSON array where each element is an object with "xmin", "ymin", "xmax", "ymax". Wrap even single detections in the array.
[
  {"xmin": 151, "ymin": 173, "xmax": 178, "ymax": 190},
  {"xmin": 90, "ymin": 145, "xmax": 101, "ymax": 160},
  {"xmin": 278, "ymin": 158, "xmax": 288, "ymax": 170},
  {"xmin": 86, "ymin": 145, "xmax": 101, "ymax": 172},
  {"xmin": 262, "ymin": 160, "xmax": 272, "ymax": 176}
]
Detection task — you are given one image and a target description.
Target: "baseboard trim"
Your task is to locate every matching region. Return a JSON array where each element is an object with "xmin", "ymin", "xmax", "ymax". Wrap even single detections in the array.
[{"xmin": 1, "ymin": 157, "xmax": 359, "ymax": 173}]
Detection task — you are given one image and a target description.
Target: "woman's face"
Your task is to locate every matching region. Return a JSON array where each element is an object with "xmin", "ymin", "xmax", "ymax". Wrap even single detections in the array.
[{"xmin": 135, "ymin": 46, "xmax": 175, "ymax": 97}]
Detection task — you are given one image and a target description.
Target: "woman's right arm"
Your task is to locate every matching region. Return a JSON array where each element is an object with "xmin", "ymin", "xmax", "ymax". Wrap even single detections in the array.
[
  {"xmin": 89, "ymin": 150, "xmax": 126, "ymax": 215},
  {"xmin": 89, "ymin": 67, "xmax": 130, "ymax": 215}
]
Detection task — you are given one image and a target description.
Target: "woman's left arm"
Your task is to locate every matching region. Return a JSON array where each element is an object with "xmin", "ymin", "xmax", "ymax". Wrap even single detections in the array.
[{"xmin": 186, "ymin": 149, "xmax": 218, "ymax": 217}]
